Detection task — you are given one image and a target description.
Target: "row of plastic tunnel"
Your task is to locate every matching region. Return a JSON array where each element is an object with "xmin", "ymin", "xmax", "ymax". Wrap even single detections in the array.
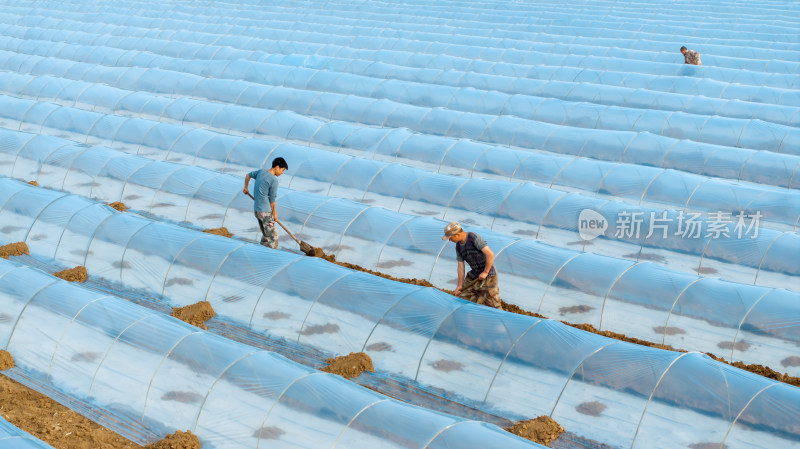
[
  {"xmin": 4, "ymin": 23, "xmax": 800, "ymax": 119},
  {"xmin": 0, "ymin": 0, "xmax": 798, "ymax": 448},
  {"xmin": 2, "ymin": 8, "xmax": 800, "ymax": 119},
  {"xmin": 1, "ymin": 98, "xmax": 798, "ymax": 290},
  {"xmin": 4, "ymin": 1, "xmax": 800, "ymax": 86},
  {"xmin": 0, "ymin": 255, "xmax": 542, "ymax": 449},
  {"xmin": 2, "ymin": 83, "xmax": 799, "ymax": 208},
  {"xmin": 1, "ymin": 178, "xmax": 799, "ymax": 449},
  {"xmin": 2, "ymin": 124, "xmax": 799, "ymax": 367},
  {"xmin": 2, "ymin": 26, "xmax": 800, "ymax": 153}
]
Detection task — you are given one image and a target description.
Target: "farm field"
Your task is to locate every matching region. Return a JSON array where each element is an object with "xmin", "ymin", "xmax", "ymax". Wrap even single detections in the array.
[{"xmin": 0, "ymin": 0, "xmax": 799, "ymax": 448}]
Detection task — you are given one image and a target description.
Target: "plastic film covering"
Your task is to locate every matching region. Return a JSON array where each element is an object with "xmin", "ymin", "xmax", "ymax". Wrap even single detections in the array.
[
  {"xmin": 3, "ymin": 35, "xmax": 800, "ymax": 155},
  {"xmin": 2, "ymin": 3, "xmax": 800, "ymax": 82},
  {"xmin": 1, "ymin": 127, "xmax": 797, "ymax": 295},
  {"xmin": 3, "ymin": 93, "xmax": 798, "ymax": 233},
  {"xmin": 1, "ymin": 79, "xmax": 799, "ymax": 220},
  {"xmin": 1, "ymin": 178, "xmax": 800, "ymax": 447},
  {"xmin": 0, "ymin": 417, "xmax": 55, "ymax": 449},
  {"xmin": 0, "ymin": 0, "xmax": 799, "ymax": 448},
  {"xmin": 2, "ymin": 133, "xmax": 800, "ymax": 363},
  {"xmin": 2, "ymin": 238, "xmax": 799, "ymax": 449},
  {"xmin": 2, "ymin": 62, "xmax": 800, "ymax": 192},
  {"xmin": 0, "ymin": 257, "xmax": 543, "ymax": 449}
]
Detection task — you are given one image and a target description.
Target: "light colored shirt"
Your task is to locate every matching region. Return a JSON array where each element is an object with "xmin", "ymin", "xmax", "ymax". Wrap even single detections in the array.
[
  {"xmin": 248, "ymin": 169, "xmax": 279, "ymax": 212},
  {"xmin": 684, "ymin": 50, "xmax": 701, "ymax": 65}
]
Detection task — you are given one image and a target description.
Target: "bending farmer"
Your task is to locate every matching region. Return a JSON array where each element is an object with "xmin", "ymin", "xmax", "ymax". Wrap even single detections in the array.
[
  {"xmin": 442, "ymin": 221, "xmax": 501, "ymax": 308},
  {"xmin": 243, "ymin": 157, "xmax": 288, "ymax": 249},
  {"xmin": 680, "ymin": 46, "xmax": 702, "ymax": 65}
]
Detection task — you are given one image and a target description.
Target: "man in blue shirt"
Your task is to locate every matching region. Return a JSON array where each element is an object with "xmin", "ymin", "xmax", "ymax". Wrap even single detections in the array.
[
  {"xmin": 442, "ymin": 221, "xmax": 501, "ymax": 308},
  {"xmin": 243, "ymin": 157, "xmax": 288, "ymax": 249}
]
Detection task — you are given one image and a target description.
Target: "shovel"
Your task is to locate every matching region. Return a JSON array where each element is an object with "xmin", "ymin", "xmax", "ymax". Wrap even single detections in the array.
[
  {"xmin": 274, "ymin": 218, "xmax": 318, "ymax": 256},
  {"xmin": 245, "ymin": 191, "xmax": 320, "ymax": 256}
]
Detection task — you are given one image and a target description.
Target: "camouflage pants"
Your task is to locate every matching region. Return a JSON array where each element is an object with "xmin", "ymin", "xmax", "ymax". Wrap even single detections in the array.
[
  {"xmin": 459, "ymin": 274, "xmax": 501, "ymax": 309},
  {"xmin": 255, "ymin": 211, "xmax": 278, "ymax": 249}
]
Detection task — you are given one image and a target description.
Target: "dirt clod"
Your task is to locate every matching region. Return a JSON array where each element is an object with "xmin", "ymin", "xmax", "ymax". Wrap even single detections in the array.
[
  {"xmin": 145, "ymin": 430, "xmax": 201, "ymax": 449},
  {"xmin": 505, "ymin": 416, "xmax": 565, "ymax": 446},
  {"xmin": 300, "ymin": 323, "xmax": 340, "ymax": 336},
  {"xmin": 697, "ymin": 266, "xmax": 719, "ymax": 275},
  {"xmin": 718, "ymin": 340, "xmax": 750, "ymax": 351},
  {"xmin": 689, "ymin": 443, "xmax": 727, "ymax": 449},
  {"xmin": 203, "ymin": 227, "xmax": 232, "ymax": 238},
  {"xmin": 27, "ymin": 180, "xmax": 38, "ymax": 186},
  {"xmin": 162, "ymin": 390, "xmax": 203, "ymax": 404},
  {"xmin": 375, "ymin": 259, "xmax": 413, "ymax": 268},
  {"xmin": 54, "ymin": 266, "xmax": 88, "ymax": 282},
  {"xmin": 171, "ymin": 301, "xmax": 216, "ymax": 330},
  {"xmin": 782, "ymin": 356, "xmax": 800, "ymax": 367},
  {"xmin": 263, "ymin": 311, "xmax": 290, "ymax": 320},
  {"xmin": 559, "ymin": 305, "xmax": 594, "ymax": 315},
  {"xmin": 306, "ymin": 246, "xmax": 327, "ymax": 257},
  {"xmin": 0, "ymin": 350, "xmax": 14, "ymax": 370},
  {"xmin": 576, "ymin": 401, "xmax": 607, "ymax": 417},
  {"xmin": 365, "ymin": 342, "xmax": 392, "ymax": 352},
  {"xmin": 107, "ymin": 202, "xmax": 127, "ymax": 212},
  {"xmin": 320, "ymin": 352, "xmax": 374, "ymax": 379},
  {"xmin": 253, "ymin": 426, "xmax": 285, "ymax": 440},
  {"xmin": 431, "ymin": 359, "xmax": 465, "ymax": 373},
  {"xmin": 0, "ymin": 242, "xmax": 29, "ymax": 259},
  {"xmin": 71, "ymin": 352, "xmax": 101, "ymax": 363},
  {"xmin": 654, "ymin": 326, "xmax": 686, "ymax": 335}
]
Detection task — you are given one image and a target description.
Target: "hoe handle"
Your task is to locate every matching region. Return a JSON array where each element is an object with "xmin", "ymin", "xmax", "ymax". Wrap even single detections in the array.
[{"xmin": 245, "ymin": 191, "xmax": 302, "ymax": 246}]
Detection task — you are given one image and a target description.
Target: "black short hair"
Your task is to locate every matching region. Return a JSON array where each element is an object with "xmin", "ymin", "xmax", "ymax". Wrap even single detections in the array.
[
  {"xmin": 680, "ymin": 46, "xmax": 687, "ymax": 51},
  {"xmin": 272, "ymin": 157, "xmax": 288, "ymax": 170}
]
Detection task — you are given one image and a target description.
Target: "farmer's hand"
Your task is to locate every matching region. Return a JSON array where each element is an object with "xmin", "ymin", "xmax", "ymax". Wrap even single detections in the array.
[
  {"xmin": 454, "ymin": 285, "xmax": 462, "ymax": 296},
  {"xmin": 478, "ymin": 271, "xmax": 488, "ymax": 280},
  {"xmin": 243, "ymin": 187, "xmax": 249, "ymax": 196}
]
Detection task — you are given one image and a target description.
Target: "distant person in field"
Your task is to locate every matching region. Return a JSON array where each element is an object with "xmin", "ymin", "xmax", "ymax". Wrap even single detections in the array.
[
  {"xmin": 680, "ymin": 46, "xmax": 702, "ymax": 65},
  {"xmin": 243, "ymin": 157, "xmax": 288, "ymax": 249},
  {"xmin": 442, "ymin": 221, "xmax": 501, "ymax": 309}
]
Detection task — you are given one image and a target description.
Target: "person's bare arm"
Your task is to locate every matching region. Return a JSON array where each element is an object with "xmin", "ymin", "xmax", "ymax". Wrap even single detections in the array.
[
  {"xmin": 479, "ymin": 246, "xmax": 494, "ymax": 280},
  {"xmin": 270, "ymin": 201, "xmax": 277, "ymax": 221},
  {"xmin": 455, "ymin": 261, "xmax": 465, "ymax": 295},
  {"xmin": 243, "ymin": 173, "xmax": 251, "ymax": 195}
]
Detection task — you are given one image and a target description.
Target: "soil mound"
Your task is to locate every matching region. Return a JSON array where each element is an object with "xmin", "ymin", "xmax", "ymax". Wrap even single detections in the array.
[
  {"xmin": 505, "ymin": 416, "xmax": 565, "ymax": 446},
  {"xmin": 145, "ymin": 430, "xmax": 201, "ymax": 449},
  {"xmin": 0, "ymin": 242, "xmax": 29, "ymax": 259},
  {"xmin": 171, "ymin": 301, "xmax": 216, "ymax": 330},
  {"xmin": 331, "ymin": 260, "xmax": 436, "ymax": 287},
  {"xmin": 0, "ymin": 350, "xmax": 13, "ymax": 370},
  {"xmin": 107, "ymin": 202, "xmax": 127, "ymax": 212},
  {"xmin": 0, "ymin": 375, "xmax": 139, "ymax": 448},
  {"xmin": 705, "ymin": 353, "xmax": 800, "ymax": 387},
  {"xmin": 502, "ymin": 301, "xmax": 546, "ymax": 318},
  {"xmin": 321, "ymin": 352, "xmax": 374, "ymax": 379},
  {"xmin": 28, "ymin": 180, "xmax": 38, "ymax": 186},
  {"xmin": 306, "ymin": 246, "xmax": 327, "ymax": 257},
  {"xmin": 55, "ymin": 266, "xmax": 88, "ymax": 282},
  {"xmin": 203, "ymin": 227, "xmax": 232, "ymax": 238},
  {"xmin": 568, "ymin": 322, "xmax": 677, "ymax": 351}
]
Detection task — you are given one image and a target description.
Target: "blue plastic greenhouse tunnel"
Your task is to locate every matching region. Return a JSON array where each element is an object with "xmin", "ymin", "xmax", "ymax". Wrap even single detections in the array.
[{"xmin": 0, "ymin": 0, "xmax": 798, "ymax": 448}]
